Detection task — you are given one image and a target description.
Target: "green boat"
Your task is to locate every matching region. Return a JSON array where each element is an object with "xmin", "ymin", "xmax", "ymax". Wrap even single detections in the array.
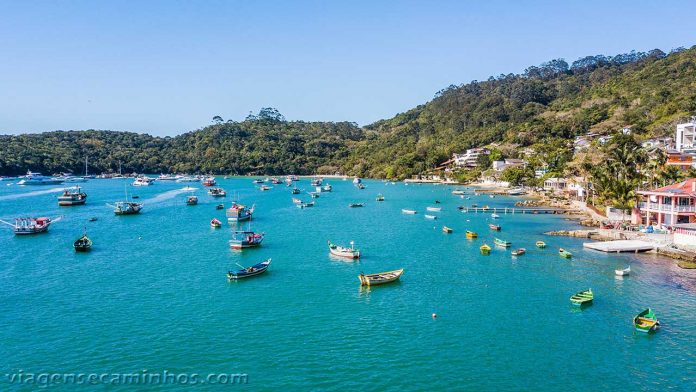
[
  {"xmin": 633, "ymin": 308, "xmax": 660, "ymax": 333},
  {"xmin": 570, "ymin": 289, "xmax": 593, "ymax": 306},
  {"xmin": 559, "ymin": 248, "xmax": 572, "ymax": 258},
  {"xmin": 494, "ymin": 238, "xmax": 511, "ymax": 248}
]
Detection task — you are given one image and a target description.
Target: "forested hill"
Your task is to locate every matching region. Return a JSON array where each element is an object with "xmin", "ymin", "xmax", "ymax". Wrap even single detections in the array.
[
  {"xmin": 2, "ymin": 46, "xmax": 696, "ymax": 178},
  {"xmin": 343, "ymin": 46, "xmax": 696, "ymax": 178},
  {"xmin": 0, "ymin": 113, "xmax": 363, "ymax": 176}
]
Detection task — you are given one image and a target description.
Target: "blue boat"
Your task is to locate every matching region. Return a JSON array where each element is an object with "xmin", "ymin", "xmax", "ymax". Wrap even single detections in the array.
[{"xmin": 227, "ymin": 259, "xmax": 271, "ymax": 280}]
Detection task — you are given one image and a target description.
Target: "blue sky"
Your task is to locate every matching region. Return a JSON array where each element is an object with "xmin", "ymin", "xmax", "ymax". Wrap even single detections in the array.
[{"xmin": 1, "ymin": 0, "xmax": 694, "ymax": 136}]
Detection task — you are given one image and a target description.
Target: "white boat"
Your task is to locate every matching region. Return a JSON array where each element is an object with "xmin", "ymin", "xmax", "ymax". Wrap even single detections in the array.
[
  {"xmin": 507, "ymin": 188, "xmax": 527, "ymax": 196},
  {"xmin": 353, "ymin": 177, "xmax": 361, "ymax": 184},
  {"xmin": 157, "ymin": 174, "xmax": 178, "ymax": 181},
  {"xmin": 426, "ymin": 207, "xmax": 441, "ymax": 212},
  {"xmin": 132, "ymin": 177, "xmax": 154, "ymax": 186},
  {"xmin": 401, "ymin": 209, "xmax": 417, "ymax": 214},
  {"xmin": 327, "ymin": 240, "xmax": 360, "ymax": 259},
  {"xmin": 425, "ymin": 214, "xmax": 437, "ymax": 220},
  {"xmin": 16, "ymin": 171, "xmax": 64, "ymax": 185},
  {"xmin": 452, "ymin": 190, "xmax": 465, "ymax": 195},
  {"xmin": 615, "ymin": 266, "xmax": 631, "ymax": 276},
  {"xmin": 491, "ymin": 213, "xmax": 500, "ymax": 219},
  {"xmin": 175, "ymin": 176, "xmax": 199, "ymax": 183}
]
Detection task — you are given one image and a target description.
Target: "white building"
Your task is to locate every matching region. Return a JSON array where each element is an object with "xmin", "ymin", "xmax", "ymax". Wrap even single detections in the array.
[
  {"xmin": 453, "ymin": 148, "xmax": 489, "ymax": 168},
  {"xmin": 676, "ymin": 118, "xmax": 696, "ymax": 154}
]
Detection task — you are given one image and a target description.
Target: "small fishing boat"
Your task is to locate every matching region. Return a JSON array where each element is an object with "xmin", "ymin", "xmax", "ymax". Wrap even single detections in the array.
[
  {"xmin": 291, "ymin": 187, "xmax": 301, "ymax": 194},
  {"xmin": 480, "ymin": 244, "xmax": 491, "ymax": 255},
  {"xmin": 270, "ymin": 177, "xmax": 281, "ymax": 184},
  {"xmin": 353, "ymin": 177, "xmax": 362, "ymax": 184},
  {"xmin": 73, "ymin": 232, "xmax": 92, "ymax": 252},
  {"xmin": 442, "ymin": 226, "xmax": 453, "ymax": 233},
  {"xmin": 226, "ymin": 202, "xmax": 255, "ymax": 222},
  {"xmin": 570, "ymin": 289, "xmax": 593, "ymax": 306},
  {"xmin": 309, "ymin": 192, "xmax": 319, "ymax": 198},
  {"xmin": 356, "ymin": 183, "xmax": 366, "ymax": 190},
  {"xmin": 402, "ymin": 209, "xmax": 417, "ymax": 214},
  {"xmin": 559, "ymin": 248, "xmax": 572, "ymax": 258},
  {"xmin": 227, "ymin": 259, "xmax": 271, "ymax": 280},
  {"xmin": 425, "ymin": 214, "xmax": 437, "ymax": 220},
  {"xmin": 210, "ymin": 218, "xmax": 222, "ymax": 228},
  {"xmin": 536, "ymin": 241, "xmax": 546, "ymax": 248},
  {"xmin": 489, "ymin": 223, "xmax": 501, "ymax": 231},
  {"xmin": 511, "ymin": 248, "xmax": 526, "ymax": 256},
  {"xmin": 322, "ymin": 184, "xmax": 332, "ymax": 192},
  {"xmin": 216, "ymin": 204, "xmax": 225, "ymax": 210},
  {"xmin": 260, "ymin": 185, "xmax": 271, "ymax": 191},
  {"xmin": 89, "ymin": 217, "xmax": 98, "ymax": 222},
  {"xmin": 491, "ymin": 213, "xmax": 500, "ymax": 219},
  {"xmin": 426, "ymin": 206, "xmax": 441, "ymax": 212},
  {"xmin": 132, "ymin": 195, "xmax": 140, "ymax": 199},
  {"xmin": 208, "ymin": 187, "xmax": 226, "ymax": 197},
  {"xmin": 109, "ymin": 201, "xmax": 143, "ymax": 215},
  {"xmin": 186, "ymin": 195, "xmax": 198, "ymax": 205},
  {"xmin": 615, "ymin": 266, "xmax": 631, "ymax": 276},
  {"xmin": 57, "ymin": 186, "xmax": 88, "ymax": 206},
  {"xmin": 466, "ymin": 230, "xmax": 478, "ymax": 239},
  {"xmin": 376, "ymin": 194, "xmax": 385, "ymax": 201},
  {"xmin": 452, "ymin": 190, "xmax": 465, "ymax": 195},
  {"xmin": 328, "ymin": 240, "xmax": 360, "ymax": 259},
  {"xmin": 202, "ymin": 177, "xmax": 216, "ymax": 186},
  {"xmin": 229, "ymin": 230, "xmax": 265, "ymax": 249},
  {"xmin": 494, "ymin": 238, "xmax": 511, "ymax": 248},
  {"xmin": 633, "ymin": 308, "xmax": 660, "ymax": 333},
  {"xmin": 358, "ymin": 269, "xmax": 403, "ymax": 286},
  {"xmin": 348, "ymin": 203, "xmax": 364, "ymax": 208},
  {"xmin": 299, "ymin": 201, "xmax": 315, "ymax": 208},
  {"xmin": 310, "ymin": 178, "xmax": 323, "ymax": 186},
  {"xmin": 0, "ymin": 217, "xmax": 61, "ymax": 235}
]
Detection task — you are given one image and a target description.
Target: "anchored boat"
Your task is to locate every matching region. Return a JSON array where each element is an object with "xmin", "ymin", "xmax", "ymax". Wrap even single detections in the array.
[
  {"xmin": 615, "ymin": 266, "xmax": 630, "ymax": 276},
  {"xmin": 633, "ymin": 308, "xmax": 660, "ymax": 333},
  {"xmin": 570, "ymin": 289, "xmax": 593, "ymax": 306},
  {"xmin": 489, "ymin": 223, "xmax": 501, "ymax": 231},
  {"xmin": 536, "ymin": 241, "xmax": 546, "ymax": 248},
  {"xmin": 494, "ymin": 238, "xmax": 512, "ymax": 248},
  {"xmin": 402, "ymin": 209, "xmax": 417, "ymax": 214},
  {"xmin": 58, "ymin": 186, "xmax": 88, "ymax": 206},
  {"xmin": 511, "ymin": 248, "xmax": 526, "ymax": 256},
  {"xmin": 442, "ymin": 226, "xmax": 453, "ymax": 233},
  {"xmin": 132, "ymin": 177, "xmax": 154, "ymax": 186},
  {"xmin": 480, "ymin": 244, "xmax": 491, "ymax": 255},
  {"xmin": 425, "ymin": 214, "xmax": 437, "ymax": 220},
  {"xmin": 328, "ymin": 240, "xmax": 360, "ymax": 259},
  {"xmin": 226, "ymin": 202, "xmax": 255, "ymax": 222},
  {"xmin": 0, "ymin": 216, "xmax": 61, "ymax": 235},
  {"xmin": 186, "ymin": 195, "xmax": 198, "ymax": 205},
  {"xmin": 358, "ymin": 269, "xmax": 403, "ymax": 286},
  {"xmin": 73, "ymin": 232, "xmax": 92, "ymax": 252},
  {"xmin": 110, "ymin": 201, "xmax": 143, "ymax": 215},
  {"xmin": 348, "ymin": 203, "xmax": 364, "ymax": 208},
  {"xmin": 466, "ymin": 230, "xmax": 478, "ymax": 239},
  {"xmin": 426, "ymin": 206, "xmax": 441, "ymax": 212},
  {"xmin": 559, "ymin": 248, "xmax": 572, "ymax": 258},
  {"xmin": 376, "ymin": 194, "xmax": 384, "ymax": 201},
  {"xmin": 208, "ymin": 187, "xmax": 226, "ymax": 197},
  {"xmin": 202, "ymin": 177, "xmax": 216, "ymax": 186},
  {"xmin": 229, "ymin": 230, "xmax": 265, "ymax": 249},
  {"xmin": 210, "ymin": 218, "xmax": 222, "ymax": 228},
  {"xmin": 227, "ymin": 259, "xmax": 271, "ymax": 280}
]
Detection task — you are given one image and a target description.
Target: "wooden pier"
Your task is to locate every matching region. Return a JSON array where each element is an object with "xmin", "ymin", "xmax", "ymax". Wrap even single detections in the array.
[{"xmin": 460, "ymin": 207, "xmax": 570, "ymax": 215}]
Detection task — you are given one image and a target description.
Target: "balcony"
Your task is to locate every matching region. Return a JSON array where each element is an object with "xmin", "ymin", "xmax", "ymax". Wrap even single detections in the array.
[{"xmin": 639, "ymin": 202, "xmax": 696, "ymax": 213}]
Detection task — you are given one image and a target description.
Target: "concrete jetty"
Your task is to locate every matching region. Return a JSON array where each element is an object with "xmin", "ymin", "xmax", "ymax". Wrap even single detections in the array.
[{"xmin": 583, "ymin": 240, "xmax": 655, "ymax": 253}]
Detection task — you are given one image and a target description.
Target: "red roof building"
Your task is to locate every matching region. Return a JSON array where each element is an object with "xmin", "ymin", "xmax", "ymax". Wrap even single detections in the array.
[{"xmin": 637, "ymin": 179, "xmax": 696, "ymax": 226}]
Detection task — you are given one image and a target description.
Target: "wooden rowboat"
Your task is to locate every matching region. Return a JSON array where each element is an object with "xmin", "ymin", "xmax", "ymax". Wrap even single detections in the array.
[
  {"xmin": 489, "ymin": 223, "xmax": 501, "ymax": 231},
  {"xmin": 570, "ymin": 289, "xmax": 593, "ymax": 306},
  {"xmin": 511, "ymin": 248, "xmax": 526, "ymax": 256},
  {"xmin": 426, "ymin": 206, "xmax": 441, "ymax": 212},
  {"xmin": 73, "ymin": 233, "xmax": 92, "ymax": 252},
  {"xmin": 358, "ymin": 269, "xmax": 404, "ymax": 286},
  {"xmin": 227, "ymin": 259, "xmax": 271, "ymax": 280},
  {"xmin": 442, "ymin": 226, "xmax": 453, "ymax": 233},
  {"xmin": 480, "ymin": 244, "xmax": 491, "ymax": 255},
  {"xmin": 424, "ymin": 214, "xmax": 437, "ymax": 220},
  {"xmin": 401, "ymin": 209, "xmax": 417, "ymax": 214},
  {"xmin": 466, "ymin": 230, "xmax": 478, "ymax": 239},
  {"xmin": 615, "ymin": 266, "xmax": 630, "ymax": 276},
  {"xmin": 633, "ymin": 308, "xmax": 660, "ymax": 333},
  {"xmin": 536, "ymin": 241, "xmax": 546, "ymax": 248},
  {"xmin": 559, "ymin": 248, "xmax": 572, "ymax": 258},
  {"xmin": 494, "ymin": 238, "xmax": 511, "ymax": 248}
]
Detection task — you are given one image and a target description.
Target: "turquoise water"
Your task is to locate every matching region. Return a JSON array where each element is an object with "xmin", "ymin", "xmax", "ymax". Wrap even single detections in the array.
[{"xmin": 1, "ymin": 178, "xmax": 694, "ymax": 391}]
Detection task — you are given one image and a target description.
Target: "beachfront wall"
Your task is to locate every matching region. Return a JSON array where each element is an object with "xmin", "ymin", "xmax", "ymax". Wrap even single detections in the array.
[{"xmin": 674, "ymin": 227, "xmax": 696, "ymax": 247}]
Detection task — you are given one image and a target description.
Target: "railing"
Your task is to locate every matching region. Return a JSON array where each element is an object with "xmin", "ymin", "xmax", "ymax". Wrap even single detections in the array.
[{"xmin": 639, "ymin": 202, "xmax": 696, "ymax": 212}]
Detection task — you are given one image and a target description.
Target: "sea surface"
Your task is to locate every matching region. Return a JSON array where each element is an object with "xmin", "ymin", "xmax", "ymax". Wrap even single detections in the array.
[{"xmin": 1, "ymin": 178, "xmax": 694, "ymax": 391}]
